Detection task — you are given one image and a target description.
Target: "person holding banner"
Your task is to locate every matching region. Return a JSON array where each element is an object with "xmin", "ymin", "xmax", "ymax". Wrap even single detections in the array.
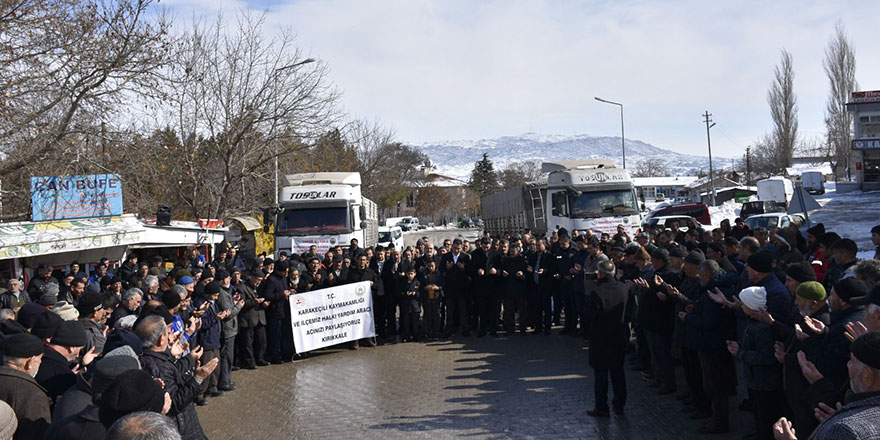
[
  {"xmin": 347, "ymin": 254, "xmax": 379, "ymax": 348},
  {"xmin": 260, "ymin": 261, "xmax": 294, "ymax": 364}
]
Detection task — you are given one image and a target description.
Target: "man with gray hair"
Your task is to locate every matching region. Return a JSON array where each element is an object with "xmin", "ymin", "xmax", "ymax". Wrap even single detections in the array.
[
  {"xmin": 585, "ymin": 260, "xmax": 632, "ymax": 417},
  {"xmin": 137, "ymin": 314, "xmax": 217, "ymax": 439},
  {"xmin": 108, "ymin": 288, "xmax": 143, "ymax": 330},
  {"xmin": 854, "ymin": 259, "xmax": 880, "ymax": 290},
  {"xmin": 141, "ymin": 275, "xmax": 160, "ymax": 301},
  {"xmin": 106, "ymin": 411, "xmax": 181, "ymax": 440}
]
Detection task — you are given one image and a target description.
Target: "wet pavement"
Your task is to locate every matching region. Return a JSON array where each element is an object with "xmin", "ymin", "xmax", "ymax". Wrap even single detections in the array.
[{"xmin": 197, "ymin": 331, "xmax": 751, "ymax": 439}]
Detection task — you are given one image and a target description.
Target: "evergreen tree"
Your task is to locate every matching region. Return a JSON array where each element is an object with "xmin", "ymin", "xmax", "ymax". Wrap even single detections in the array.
[{"xmin": 468, "ymin": 153, "xmax": 500, "ymax": 197}]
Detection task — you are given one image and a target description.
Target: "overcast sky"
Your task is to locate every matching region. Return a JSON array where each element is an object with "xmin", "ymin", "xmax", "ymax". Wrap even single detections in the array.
[{"xmin": 164, "ymin": 0, "xmax": 880, "ymax": 157}]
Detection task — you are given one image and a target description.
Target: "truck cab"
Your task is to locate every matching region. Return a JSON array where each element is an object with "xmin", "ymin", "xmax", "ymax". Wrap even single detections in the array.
[
  {"xmin": 545, "ymin": 165, "xmax": 641, "ymax": 235},
  {"xmin": 272, "ymin": 172, "xmax": 377, "ymax": 256}
]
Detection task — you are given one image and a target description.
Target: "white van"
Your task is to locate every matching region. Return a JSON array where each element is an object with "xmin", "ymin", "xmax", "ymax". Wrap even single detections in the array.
[
  {"xmin": 757, "ymin": 177, "xmax": 794, "ymax": 207},
  {"xmin": 801, "ymin": 171, "xmax": 825, "ymax": 195},
  {"xmin": 378, "ymin": 226, "xmax": 404, "ymax": 250}
]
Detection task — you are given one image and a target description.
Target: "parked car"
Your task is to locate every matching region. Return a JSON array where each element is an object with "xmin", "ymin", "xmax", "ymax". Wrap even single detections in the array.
[
  {"xmin": 743, "ymin": 212, "xmax": 805, "ymax": 231},
  {"xmin": 377, "ymin": 226, "xmax": 404, "ymax": 250},
  {"xmin": 398, "ymin": 217, "xmax": 420, "ymax": 231},
  {"xmin": 740, "ymin": 201, "xmax": 785, "ymax": 220},
  {"xmin": 642, "ymin": 215, "xmax": 704, "ymax": 232},
  {"xmin": 643, "ymin": 203, "xmax": 711, "ymax": 226}
]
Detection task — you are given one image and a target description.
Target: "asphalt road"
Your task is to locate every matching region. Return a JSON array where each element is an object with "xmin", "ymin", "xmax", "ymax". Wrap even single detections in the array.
[{"xmin": 403, "ymin": 227, "xmax": 482, "ymax": 248}]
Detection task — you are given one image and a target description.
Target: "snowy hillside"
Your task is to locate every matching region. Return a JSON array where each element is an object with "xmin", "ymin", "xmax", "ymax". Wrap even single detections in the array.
[{"xmin": 410, "ymin": 133, "xmax": 735, "ymax": 180}]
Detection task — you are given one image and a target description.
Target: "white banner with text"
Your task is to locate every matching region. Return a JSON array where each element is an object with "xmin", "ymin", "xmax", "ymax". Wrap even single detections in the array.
[{"xmin": 289, "ymin": 281, "xmax": 376, "ymax": 353}]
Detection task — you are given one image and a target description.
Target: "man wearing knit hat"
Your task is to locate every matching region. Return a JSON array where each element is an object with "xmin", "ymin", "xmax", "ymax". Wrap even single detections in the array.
[
  {"xmin": 784, "ymin": 261, "xmax": 817, "ymax": 295},
  {"xmin": 29, "ymin": 310, "xmax": 63, "ymax": 343},
  {"xmin": 776, "ymin": 331, "xmax": 880, "ymax": 440},
  {"xmin": 36, "ymin": 320, "xmax": 93, "ymax": 404},
  {"xmin": 747, "ymin": 251, "xmax": 793, "ymax": 324},
  {"xmin": 98, "ymin": 369, "xmax": 170, "ymax": 428},
  {"xmin": 44, "ymin": 345, "xmax": 142, "ymax": 438},
  {"xmin": 0, "ymin": 332, "xmax": 50, "ymax": 439},
  {"xmin": 728, "ymin": 285, "xmax": 785, "ymax": 439}
]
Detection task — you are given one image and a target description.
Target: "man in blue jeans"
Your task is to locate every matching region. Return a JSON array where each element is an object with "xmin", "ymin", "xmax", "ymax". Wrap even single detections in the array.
[{"xmin": 259, "ymin": 260, "xmax": 294, "ymax": 363}]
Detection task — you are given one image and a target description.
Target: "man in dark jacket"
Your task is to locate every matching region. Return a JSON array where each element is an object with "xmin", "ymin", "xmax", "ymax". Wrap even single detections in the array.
[
  {"xmin": 441, "ymin": 239, "xmax": 471, "ymax": 337},
  {"xmin": 44, "ymin": 346, "xmax": 141, "ymax": 439},
  {"xmin": 501, "ymin": 244, "xmax": 530, "ymax": 335},
  {"xmin": 136, "ymin": 314, "xmax": 218, "ymax": 439},
  {"xmin": 237, "ymin": 270, "xmax": 268, "ymax": 369},
  {"xmin": 528, "ymin": 239, "xmax": 553, "ymax": 335},
  {"xmin": 586, "ymin": 261, "xmax": 633, "ymax": 417},
  {"xmin": 639, "ymin": 248, "xmax": 679, "ymax": 394},
  {"xmin": 682, "ymin": 259, "xmax": 737, "ymax": 434},
  {"xmin": 259, "ymin": 261, "xmax": 293, "ymax": 363},
  {"xmin": 36, "ymin": 320, "xmax": 89, "ymax": 405},
  {"xmin": 347, "ymin": 254, "xmax": 379, "ymax": 348},
  {"xmin": 191, "ymin": 282, "xmax": 224, "ymax": 401},
  {"xmin": 0, "ymin": 333, "xmax": 51, "ymax": 439},
  {"xmin": 552, "ymin": 238, "xmax": 576, "ymax": 332},
  {"xmin": 469, "ymin": 237, "xmax": 497, "ymax": 336}
]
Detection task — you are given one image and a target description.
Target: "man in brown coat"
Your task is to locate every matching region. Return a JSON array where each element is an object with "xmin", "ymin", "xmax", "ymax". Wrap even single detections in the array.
[{"xmin": 0, "ymin": 332, "xmax": 52, "ymax": 439}]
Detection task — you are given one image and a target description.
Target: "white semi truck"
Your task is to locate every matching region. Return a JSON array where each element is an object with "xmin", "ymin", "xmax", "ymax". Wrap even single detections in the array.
[
  {"xmin": 268, "ymin": 172, "xmax": 378, "ymax": 257},
  {"xmin": 481, "ymin": 160, "xmax": 641, "ymax": 237}
]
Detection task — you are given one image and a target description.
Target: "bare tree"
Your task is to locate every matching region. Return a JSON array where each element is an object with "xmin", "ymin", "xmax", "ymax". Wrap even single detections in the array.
[
  {"xmin": 348, "ymin": 119, "xmax": 427, "ymax": 211},
  {"xmin": 823, "ymin": 22, "xmax": 858, "ymax": 182},
  {"xmin": 151, "ymin": 12, "xmax": 341, "ymax": 219},
  {"xmin": 630, "ymin": 159, "xmax": 670, "ymax": 178},
  {"xmin": 0, "ymin": 0, "xmax": 170, "ymax": 219},
  {"xmin": 768, "ymin": 49, "xmax": 798, "ymax": 170},
  {"xmin": 414, "ymin": 185, "xmax": 452, "ymax": 224},
  {"xmin": 496, "ymin": 160, "xmax": 541, "ymax": 189}
]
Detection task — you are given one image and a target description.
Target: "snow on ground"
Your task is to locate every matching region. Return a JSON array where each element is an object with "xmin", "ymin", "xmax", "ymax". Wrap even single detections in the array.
[
  {"xmin": 702, "ymin": 182, "xmax": 879, "ymax": 255},
  {"xmin": 810, "ymin": 182, "xmax": 879, "ymax": 255}
]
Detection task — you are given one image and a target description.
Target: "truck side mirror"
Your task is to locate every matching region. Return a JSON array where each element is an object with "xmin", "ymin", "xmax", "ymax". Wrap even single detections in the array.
[
  {"xmin": 359, "ymin": 205, "xmax": 366, "ymax": 218},
  {"xmin": 262, "ymin": 207, "xmax": 277, "ymax": 233}
]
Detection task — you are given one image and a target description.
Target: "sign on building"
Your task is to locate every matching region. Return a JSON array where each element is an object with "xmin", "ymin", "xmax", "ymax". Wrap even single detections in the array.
[
  {"xmin": 31, "ymin": 174, "xmax": 123, "ymax": 221},
  {"xmin": 289, "ymin": 281, "xmax": 376, "ymax": 353},
  {"xmin": 853, "ymin": 139, "xmax": 880, "ymax": 150}
]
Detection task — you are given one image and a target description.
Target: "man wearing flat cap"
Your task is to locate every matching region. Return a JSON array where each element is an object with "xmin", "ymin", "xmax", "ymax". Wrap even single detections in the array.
[
  {"xmin": 0, "ymin": 332, "xmax": 51, "ymax": 439},
  {"xmin": 775, "ymin": 331, "xmax": 880, "ymax": 440},
  {"xmin": 36, "ymin": 320, "xmax": 93, "ymax": 404}
]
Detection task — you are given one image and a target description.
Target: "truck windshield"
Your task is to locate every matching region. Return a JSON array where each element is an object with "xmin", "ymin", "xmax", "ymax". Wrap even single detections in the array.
[
  {"xmin": 277, "ymin": 207, "xmax": 349, "ymax": 234},
  {"xmin": 378, "ymin": 231, "xmax": 391, "ymax": 242},
  {"xmin": 569, "ymin": 190, "xmax": 638, "ymax": 218}
]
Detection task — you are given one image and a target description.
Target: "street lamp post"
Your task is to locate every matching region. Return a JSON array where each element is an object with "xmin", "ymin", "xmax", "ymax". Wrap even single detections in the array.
[
  {"xmin": 594, "ymin": 97, "xmax": 626, "ymax": 169},
  {"xmin": 274, "ymin": 58, "xmax": 316, "ymax": 205}
]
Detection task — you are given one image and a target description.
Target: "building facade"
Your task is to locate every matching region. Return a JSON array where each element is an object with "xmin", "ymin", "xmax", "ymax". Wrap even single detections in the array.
[{"xmin": 847, "ymin": 90, "xmax": 880, "ymax": 190}]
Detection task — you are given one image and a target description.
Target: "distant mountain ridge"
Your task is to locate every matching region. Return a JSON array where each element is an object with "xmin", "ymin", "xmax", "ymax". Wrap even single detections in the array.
[{"xmin": 409, "ymin": 133, "xmax": 734, "ymax": 181}]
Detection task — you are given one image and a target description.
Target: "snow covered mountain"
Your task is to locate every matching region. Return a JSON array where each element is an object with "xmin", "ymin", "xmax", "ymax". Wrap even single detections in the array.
[{"xmin": 410, "ymin": 133, "xmax": 735, "ymax": 180}]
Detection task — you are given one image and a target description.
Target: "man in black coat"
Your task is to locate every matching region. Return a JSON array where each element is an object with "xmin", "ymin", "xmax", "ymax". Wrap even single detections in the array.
[
  {"xmin": 347, "ymin": 254, "xmax": 379, "ymax": 348},
  {"xmin": 586, "ymin": 261, "xmax": 633, "ymax": 417},
  {"xmin": 469, "ymin": 237, "xmax": 497, "ymax": 337},
  {"xmin": 236, "ymin": 270, "xmax": 268, "ymax": 369},
  {"xmin": 441, "ymin": 239, "xmax": 471, "ymax": 337},
  {"xmin": 136, "ymin": 314, "xmax": 218, "ymax": 439},
  {"xmin": 36, "ymin": 321, "xmax": 90, "ymax": 405},
  {"xmin": 528, "ymin": 239, "xmax": 554, "ymax": 335},
  {"xmin": 0, "ymin": 333, "xmax": 51, "ymax": 439},
  {"xmin": 259, "ymin": 261, "xmax": 294, "ymax": 363},
  {"xmin": 552, "ymin": 237, "xmax": 576, "ymax": 330}
]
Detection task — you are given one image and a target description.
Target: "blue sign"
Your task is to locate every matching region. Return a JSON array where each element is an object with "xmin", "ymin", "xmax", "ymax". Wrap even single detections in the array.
[
  {"xmin": 852, "ymin": 139, "xmax": 880, "ymax": 150},
  {"xmin": 30, "ymin": 174, "xmax": 123, "ymax": 221}
]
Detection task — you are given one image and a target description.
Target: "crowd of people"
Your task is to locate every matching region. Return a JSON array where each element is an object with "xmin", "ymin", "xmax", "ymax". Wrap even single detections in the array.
[{"xmin": 1, "ymin": 218, "xmax": 880, "ymax": 439}]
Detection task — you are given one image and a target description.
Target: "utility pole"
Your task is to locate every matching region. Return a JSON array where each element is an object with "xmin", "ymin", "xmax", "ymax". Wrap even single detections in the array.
[
  {"xmin": 746, "ymin": 146, "xmax": 752, "ymax": 187},
  {"xmin": 703, "ymin": 111, "xmax": 716, "ymax": 206}
]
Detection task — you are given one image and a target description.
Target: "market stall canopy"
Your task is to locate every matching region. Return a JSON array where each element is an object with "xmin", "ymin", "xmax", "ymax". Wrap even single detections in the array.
[
  {"xmin": 0, "ymin": 215, "xmax": 143, "ymax": 260},
  {"xmin": 133, "ymin": 220, "xmax": 227, "ymax": 249},
  {"xmin": 226, "ymin": 216, "xmax": 262, "ymax": 231}
]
